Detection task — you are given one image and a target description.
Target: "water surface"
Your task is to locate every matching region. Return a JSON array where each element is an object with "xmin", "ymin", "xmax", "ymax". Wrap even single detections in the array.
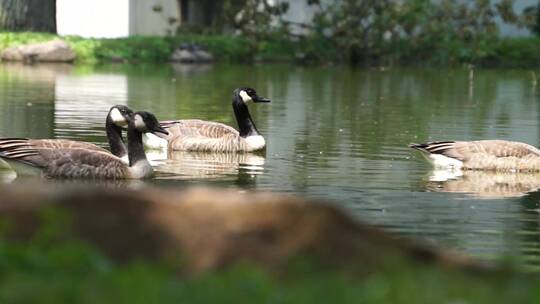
[{"xmin": 1, "ymin": 63, "xmax": 540, "ymax": 268}]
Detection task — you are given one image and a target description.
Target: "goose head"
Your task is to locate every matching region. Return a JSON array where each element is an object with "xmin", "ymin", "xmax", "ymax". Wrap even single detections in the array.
[
  {"xmin": 132, "ymin": 111, "xmax": 169, "ymax": 136},
  {"xmin": 108, "ymin": 105, "xmax": 134, "ymax": 127},
  {"xmin": 234, "ymin": 87, "xmax": 271, "ymax": 104}
]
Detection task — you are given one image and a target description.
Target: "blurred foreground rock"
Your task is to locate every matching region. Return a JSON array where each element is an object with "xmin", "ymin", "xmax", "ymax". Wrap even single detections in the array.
[
  {"xmin": 0, "ymin": 185, "xmax": 488, "ymax": 273},
  {"xmin": 1, "ymin": 40, "xmax": 76, "ymax": 63}
]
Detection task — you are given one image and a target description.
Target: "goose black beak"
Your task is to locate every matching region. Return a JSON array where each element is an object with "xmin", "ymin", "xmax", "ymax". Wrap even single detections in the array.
[
  {"xmin": 152, "ymin": 126, "xmax": 169, "ymax": 136},
  {"xmin": 253, "ymin": 96, "xmax": 271, "ymax": 103}
]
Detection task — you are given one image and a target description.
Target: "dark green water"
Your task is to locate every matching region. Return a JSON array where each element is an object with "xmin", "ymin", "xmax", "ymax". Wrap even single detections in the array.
[{"xmin": 1, "ymin": 63, "xmax": 540, "ymax": 267}]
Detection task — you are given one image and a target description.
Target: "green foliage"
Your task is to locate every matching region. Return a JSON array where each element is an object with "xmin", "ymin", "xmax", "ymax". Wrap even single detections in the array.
[
  {"xmin": 0, "ymin": 31, "xmax": 56, "ymax": 48},
  {"xmin": 254, "ymin": 34, "xmax": 298, "ymax": 61},
  {"xmin": 214, "ymin": 0, "xmax": 535, "ymax": 65},
  {"xmin": 175, "ymin": 34, "xmax": 253, "ymax": 62},
  {"xmin": 63, "ymin": 37, "xmax": 103, "ymax": 63},
  {"xmin": 487, "ymin": 37, "xmax": 540, "ymax": 67},
  {"xmin": 64, "ymin": 36, "xmax": 177, "ymax": 63},
  {"xmin": 221, "ymin": 0, "xmax": 291, "ymax": 40},
  {"xmin": 304, "ymin": 0, "xmax": 525, "ymax": 64},
  {"xmin": 97, "ymin": 36, "xmax": 175, "ymax": 62}
]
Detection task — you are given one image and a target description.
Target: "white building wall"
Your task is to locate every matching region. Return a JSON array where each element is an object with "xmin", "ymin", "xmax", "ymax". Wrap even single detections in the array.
[
  {"xmin": 57, "ymin": 0, "xmax": 130, "ymax": 38},
  {"xmin": 57, "ymin": 0, "xmax": 180, "ymax": 38}
]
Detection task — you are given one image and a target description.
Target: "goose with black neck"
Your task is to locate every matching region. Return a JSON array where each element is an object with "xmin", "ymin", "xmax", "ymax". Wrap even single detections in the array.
[
  {"xmin": 0, "ymin": 111, "xmax": 168, "ymax": 179},
  {"xmin": 106, "ymin": 105, "xmax": 134, "ymax": 161},
  {"xmin": 0, "ymin": 105, "xmax": 134, "ymax": 172},
  {"xmin": 143, "ymin": 87, "xmax": 271, "ymax": 153}
]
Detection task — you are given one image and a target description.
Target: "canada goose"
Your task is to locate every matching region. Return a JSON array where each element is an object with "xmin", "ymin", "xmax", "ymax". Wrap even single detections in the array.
[
  {"xmin": 144, "ymin": 87, "xmax": 271, "ymax": 152},
  {"xmin": 0, "ymin": 105, "xmax": 133, "ymax": 171},
  {"xmin": 3, "ymin": 105, "xmax": 132, "ymax": 158},
  {"xmin": 409, "ymin": 140, "xmax": 540, "ymax": 172},
  {"xmin": 0, "ymin": 111, "xmax": 168, "ymax": 179}
]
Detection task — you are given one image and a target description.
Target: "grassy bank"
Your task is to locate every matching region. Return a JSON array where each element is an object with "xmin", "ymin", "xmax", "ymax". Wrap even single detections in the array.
[
  {"xmin": 1, "ymin": 232, "xmax": 539, "ymax": 303},
  {"xmin": 0, "ymin": 207, "xmax": 536, "ymax": 304},
  {"xmin": 1, "ymin": 32, "xmax": 540, "ymax": 67},
  {"xmin": 0, "ymin": 192, "xmax": 538, "ymax": 303},
  {"xmin": 0, "ymin": 32, "xmax": 253, "ymax": 63}
]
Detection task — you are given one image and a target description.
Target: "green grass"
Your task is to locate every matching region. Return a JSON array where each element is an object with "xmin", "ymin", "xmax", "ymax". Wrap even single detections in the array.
[
  {"xmin": 0, "ymin": 32, "xmax": 253, "ymax": 64},
  {"xmin": 2, "ymin": 31, "xmax": 540, "ymax": 66},
  {"xmin": 1, "ymin": 234, "xmax": 539, "ymax": 303}
]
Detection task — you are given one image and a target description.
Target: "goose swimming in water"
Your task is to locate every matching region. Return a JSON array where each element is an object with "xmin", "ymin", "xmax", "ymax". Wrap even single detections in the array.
[
  {"xmin": 0, "ymin": 111, "xmax": 168, "ymax": 179},
  {"xmin": 3, "ymin": 105, "xmax": 132, "ymax": 158},
  {"xmin": 409, "ymin": 140, "xmax": 540, "ymax": 172},
  {"xmin": 144, "ymin": 87, "xmax": 271, "ymax": 153},
  {"xmin": 0, "ymin": 105, "xmax": 134, "ymax": 171}
]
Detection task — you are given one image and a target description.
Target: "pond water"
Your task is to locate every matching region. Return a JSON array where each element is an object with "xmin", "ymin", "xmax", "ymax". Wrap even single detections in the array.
[{"xmin": 1, "ymin": 63, "xmax": 540, "ymax": 268}]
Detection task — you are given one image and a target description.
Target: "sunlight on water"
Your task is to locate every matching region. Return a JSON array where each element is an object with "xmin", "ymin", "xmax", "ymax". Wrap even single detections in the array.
[{"xmin": 1, "ymin": 63, "xmax": 540, "ymax": 268}]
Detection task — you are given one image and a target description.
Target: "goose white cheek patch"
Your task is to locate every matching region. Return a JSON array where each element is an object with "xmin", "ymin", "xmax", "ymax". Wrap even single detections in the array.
[
  {"xmin": 134, "ymin": 114, "xmax": 147, "ymax": 130},
  {"xmin": 110, "ymin": 108, "xmax": 127, "ymax": 125},
  {"xmin": 239, "ymin": 90, "xmax": 253, "ymax": 103}
]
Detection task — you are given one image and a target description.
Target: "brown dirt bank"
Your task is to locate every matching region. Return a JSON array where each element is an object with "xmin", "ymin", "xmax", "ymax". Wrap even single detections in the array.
[{"xmin": 0, "ymin": 185, "xmax": 491, "ymax": 274}]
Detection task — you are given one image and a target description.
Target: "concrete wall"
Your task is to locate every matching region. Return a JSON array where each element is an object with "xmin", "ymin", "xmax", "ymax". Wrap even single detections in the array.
[{"xmin": 129, "ymin": 0, "xmax": 180, "ymax": 36}]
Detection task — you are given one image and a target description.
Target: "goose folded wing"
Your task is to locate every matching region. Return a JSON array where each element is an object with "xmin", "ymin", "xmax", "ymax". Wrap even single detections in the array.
[
  {"xmin": 44, "ymin": 149, "xmax": 126, "ymax": 178},
  {"xmin": 1, "ymin": 147, "xmax": 126, "ymax": 178},
  {"xmin": 168, "ymin": 119, "xmax": 239, "ymax": 139},
  {"xmin": 469, "ymin": 140, "xmax": 540, "ymax": 158},
  {"xmin": 0, "ymin": 137, "xmax": 108, "ymax": 153},
  {"xmin": 29, "ymin": 139, "xmax": 108, "ymax": 152}
]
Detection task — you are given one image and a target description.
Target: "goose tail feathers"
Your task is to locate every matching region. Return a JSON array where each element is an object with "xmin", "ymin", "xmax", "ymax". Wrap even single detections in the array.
[{"xmin": 408, "ymin": 141, "xmax": 456, "ymax": 154}]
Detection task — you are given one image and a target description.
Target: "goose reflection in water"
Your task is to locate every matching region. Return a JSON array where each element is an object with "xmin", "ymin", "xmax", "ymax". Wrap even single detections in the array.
[
  {"xmin": 0, "ymin": 169, "xmax": 16, "ymax": 184},
  {"xmin": 423, "ymin": 169, "xmax": 540, "ymax": 199},
  {"xmin": 0, "ymin": 168, "xmax": 147, "ymax": 189},
  {"xmin": 1, "ymin": 151, "xmax": 266, "ymax": 182},
  {"xmin": 153, "ymin": 151, "xmax": 265, "ymax": 180}
]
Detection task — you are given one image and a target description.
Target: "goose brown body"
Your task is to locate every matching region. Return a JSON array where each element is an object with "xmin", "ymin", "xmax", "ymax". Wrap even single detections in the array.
[
  {"xmin": 409, "ymin": 140, "xmax": 540, "ymax": 171},
  {"xmin": 0, "ymin": 111, "xmax": 168, "ymax": 179},
  {"xmin": 0, "ymin": 145, "xmax": 129, "ymax": 179},
  {"xmin": 160, "ymin": 119, "xmax": 262, "ymax": 152},
  {"xmin": 0, "ymin": 105, "xmax": 133, "ymax": 168}
]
